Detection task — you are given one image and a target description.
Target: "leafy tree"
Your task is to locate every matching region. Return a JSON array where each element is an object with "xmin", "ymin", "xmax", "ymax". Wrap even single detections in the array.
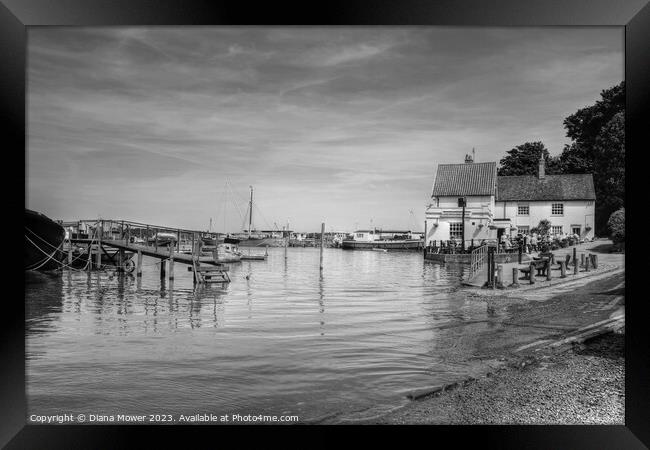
[
  {"xmin": 607, "ymin": 207, "xmax": 625, "ymax": 244},
  {"xmin": 558, "ymin": 82, "xmax": 625, "ymax": 235},
  {"xmin": 497, "ymin": 142, "xmax": 561, "ymax": 176},
  {"xmin": 535, "ymin": 219, "xmax": 551, "ymax": 236}
]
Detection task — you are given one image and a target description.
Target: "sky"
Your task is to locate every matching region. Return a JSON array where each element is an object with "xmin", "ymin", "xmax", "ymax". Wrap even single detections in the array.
[{"xmin": 26, "ymin": 27, "xmax": 623, "ymax": 233}]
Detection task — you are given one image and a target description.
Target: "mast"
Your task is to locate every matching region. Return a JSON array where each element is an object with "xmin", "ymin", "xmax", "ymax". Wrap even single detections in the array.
[{"xmin": 248, "ymin": 185, "xmax": 253, "ymax": 239}]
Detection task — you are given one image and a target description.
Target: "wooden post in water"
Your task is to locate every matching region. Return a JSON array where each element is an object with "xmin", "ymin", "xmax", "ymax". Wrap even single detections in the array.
[
  {"xmin": 118, "ymin": 249, "xmax": 124, "ymax": 272},
  {"xmin": 177, "ymin": 229, "xmax": 181, "ymax": 252},
  {"xmin": 96, "ymin": 221, "xmax": 102, "ymax": 270},
  {"xmin": 160, "ymin": 258, "xmax": 166, "ymax": 280},
  {"xmin": 424, "ymin": 220, "xmax": 428, "ymax": 257},
  {"xmin": 319, "ymin": 222, "xmax": 325, "ymax": 272},
  {"xmin": 168, "ymin": 245, "xmax": 175, "ymax": 281},
  {"xmin": 136, "ymin": 250, "xmax": 142, "ymax": 277}
]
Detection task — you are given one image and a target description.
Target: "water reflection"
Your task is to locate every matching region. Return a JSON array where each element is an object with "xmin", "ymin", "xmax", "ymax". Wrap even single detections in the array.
[{"xmin": 27, "ymin": 248, "xmax": 488, "ymax": 421}]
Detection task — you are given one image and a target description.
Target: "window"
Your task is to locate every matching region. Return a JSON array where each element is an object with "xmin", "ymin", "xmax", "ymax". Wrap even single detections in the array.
[
  {"xmin": 551, "ymin": 203, "xmax": 564, "ymax": 215},
  {"xmin": 518, "ymin": 225, "xmax": 530, "ymax": 234},
  {"xmin": 449, "ymin": 222, "xmax": 463, "ymax": 239},
  {"xmin": 571, "ymin": 226, "xmax": 581, "ymax": 235},
  {"xmin": 551, "ymin": 226, "xmax": 563, "ymax": 235},
  {"xmin": 517, "ymin": 204, "xmax": 529, "ymax": 216},
  {"xmin": 356, "ymin": 233, "xmax": 364, "ymax": 238}
]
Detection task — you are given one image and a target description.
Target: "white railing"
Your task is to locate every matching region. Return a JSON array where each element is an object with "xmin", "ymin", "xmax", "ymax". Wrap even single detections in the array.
[{"xmin": 468, "ymin": 244, "xmax": 489, "ymax": 280}]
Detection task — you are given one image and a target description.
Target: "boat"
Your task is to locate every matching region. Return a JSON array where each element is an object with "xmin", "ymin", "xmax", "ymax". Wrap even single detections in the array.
[
  {"xmin": 25, "ymin": 209, "xmax": 66, "ymax": 270},
  {"xmin": 147, "ymin": 232, "xmax": 178, "ymax": 246},
  {"xmin": 196, "ymin": 236, "xmax": 243, "ymax": 263},
  {"xmin": 236, "ymin": 186, "xmax": 288, "ymax": 247},
  {"xmin": 341, "ymin": 229, "xmax": 423, "ymax": 251}
]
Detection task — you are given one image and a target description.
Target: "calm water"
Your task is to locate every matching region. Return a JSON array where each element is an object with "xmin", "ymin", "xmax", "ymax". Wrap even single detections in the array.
[{"xmin": 26, "ymin": 247, "xmax": 491, "ymax": 422}]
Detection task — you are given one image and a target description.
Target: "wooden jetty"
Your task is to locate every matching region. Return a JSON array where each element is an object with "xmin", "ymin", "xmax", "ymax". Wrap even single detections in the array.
[{"xmin": 63, "ymin": 219, "xmax": 231, "ymax": 284}]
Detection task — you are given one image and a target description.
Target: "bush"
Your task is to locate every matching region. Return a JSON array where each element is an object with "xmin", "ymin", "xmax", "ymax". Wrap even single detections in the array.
[{"xmin": 607, "ymin": 208, "xmax": 625, "ymax": 244}]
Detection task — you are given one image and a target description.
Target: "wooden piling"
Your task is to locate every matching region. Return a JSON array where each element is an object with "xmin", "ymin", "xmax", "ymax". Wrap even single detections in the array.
[
  {"xmin": 68, "ymin": 244, "xmax": 73, "ymax": 265},
  {"xmin": 581, "ymin": 253, "xmax": 585, "ymax": 267},
  {"xmin": 118, "ymin": 249, "xmax": 124, "ymax": 272},
  {"xmin": 496, "ymin": 264, "xmax": 504, "ymax": 288},
  {"xmin": 546, "ymin": 260, "xmax": 552, "ymax": 280},
  {"xmin": 168, "ymin": 245, "xmax": 175, "ymax": 281},
  {"xmin": 96, "ymin": 221, "xmax": 102, "ymax": 269},
  {"xmin": 585, "ymin": 254, "xmax": 590, "ymax": 272},
  {"xmin": 160, "ymin": 259, "xmax": 166, "ymax": 280},
  {"xmin": 591, "ymin": 254, "xmax": 598, "ymax": 269},
  {"xmin": 574, "ymin": 255, "xmax": 579, "ymax": 275},
  {"xmin": 136, "ymin": 250, "xmax": 142, "ymax": 277},
  {"xmin": 319, "ymin": 222, "xmax": 325, "ymax": 271},
  {"xmin": 560, "ymin": 261, "xmax": 566, "ymax": 278}
]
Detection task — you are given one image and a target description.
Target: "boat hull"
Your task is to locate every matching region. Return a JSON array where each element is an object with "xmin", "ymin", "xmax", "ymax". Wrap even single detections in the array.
[
  {"xmin": 25, "ymin": 209, "xmax": 65, "ymax": 270},
  {"xmin": 341, "ymin": 239, "xmax": 423, "ymax": 251},
  {"xmin": 237, "ymin": 237, "xmax": 287, "ymax": 247}
]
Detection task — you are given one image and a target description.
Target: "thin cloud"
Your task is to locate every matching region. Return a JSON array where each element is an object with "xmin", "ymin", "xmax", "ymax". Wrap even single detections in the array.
[{"xmin": 27, "ymin": 27, "xmax": 623, "ymax": 231}]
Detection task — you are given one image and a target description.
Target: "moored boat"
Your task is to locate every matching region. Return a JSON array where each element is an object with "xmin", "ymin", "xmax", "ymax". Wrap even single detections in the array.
[
  {"xmin": 25, "ymin": 209, "xmax": 66, "ymax": 270},
  {"xmin": 341, "ymin": 229, "xmax": 423, "ymax": 251}
]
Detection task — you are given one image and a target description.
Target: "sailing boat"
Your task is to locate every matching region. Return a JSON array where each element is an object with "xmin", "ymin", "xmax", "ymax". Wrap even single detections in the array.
[{"xmin": 235, "ymin": 186, "xmax": 287, "ymax": 247}]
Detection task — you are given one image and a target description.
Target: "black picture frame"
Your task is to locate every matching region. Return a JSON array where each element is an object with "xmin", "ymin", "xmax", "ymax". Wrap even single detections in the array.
[{"xmin": 3, "ymin": 0, "xmax": 648, "ymax": 447}]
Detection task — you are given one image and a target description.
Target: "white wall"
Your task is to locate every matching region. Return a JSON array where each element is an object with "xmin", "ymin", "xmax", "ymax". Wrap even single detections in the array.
[{"xmin": 495, "ymin": 200, "xmax": 595, "ymax": 239}]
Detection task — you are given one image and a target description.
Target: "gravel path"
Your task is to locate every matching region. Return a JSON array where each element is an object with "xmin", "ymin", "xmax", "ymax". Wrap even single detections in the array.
[{"xmin": 372, "ymin": 331, "xmax": 624, "ymax": 424}]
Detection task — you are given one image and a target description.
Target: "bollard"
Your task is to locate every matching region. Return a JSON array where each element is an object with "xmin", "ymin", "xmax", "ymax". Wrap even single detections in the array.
[
  {"xmin": 591, "ymin": 254, "xmax": 598, "ymax": 269},
  {"xmin": 529, "ymin": 262, "xmax": 536, "ymax": 284},
  {"xmin": 496, "ymin": 264, "xmax": 504, "ymax": 288},
  {"xmin": 560, "ymin": 260, "xmax": 566, "ymax": 278},
  {"xmin": 546, "ymin": 260, "xmax": 552, "ymax": 280},
  {"xmin": 573, "ymin": 247, "xmax": 577, "ymax": 267},
  {"xmin": 585, "ymin": 254, "xmax": 590, "ymax": 272},
  {"xmin": 550, "ymin": 253, "xmax": 555, "ymax": 265},
  {"xmin": 511, "ymin": 267, "xmax": 520, "ymax": 288},
  {"xmin": 518, "ymin": 243, "xmax": 523, "ymax": 264},
  {"xmin": 581, "ymin": 253, "xmax": 585, "ymax": 267}
]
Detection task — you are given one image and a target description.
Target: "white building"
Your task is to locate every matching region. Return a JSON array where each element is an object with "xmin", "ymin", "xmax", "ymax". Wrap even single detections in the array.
[
  {"xmin": 425, "ymin": 155, "xmax": 596, "ymax": 247},
  {"xmin": 495, "ymin": 158, "xmax": 596, "ymax": 239}
]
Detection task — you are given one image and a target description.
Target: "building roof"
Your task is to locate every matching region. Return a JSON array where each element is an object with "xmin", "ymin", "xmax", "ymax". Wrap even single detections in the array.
[
  {"xmin": 496, "ymin": 174, "xmax": 596, "ymax": 201},
  {"xmin": 431, "ymin": 162, "xmax": 497, "ymax": 197}
]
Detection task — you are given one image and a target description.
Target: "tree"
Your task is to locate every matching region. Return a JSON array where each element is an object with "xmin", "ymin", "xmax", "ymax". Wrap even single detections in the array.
[
  {"xmin": 607, "ymin": 208, "xmax": 625, "ymax": 244},
  {"xmin": 558, "ymin": 82, "xmax": 625, "ymax": 235},
  {"xmin": 534, "ymin": 219, "xmax": 551, "ymax": 236},
  {"xmin": 497, "ymin": 142, "xmax": 561, "ymax": 176}
]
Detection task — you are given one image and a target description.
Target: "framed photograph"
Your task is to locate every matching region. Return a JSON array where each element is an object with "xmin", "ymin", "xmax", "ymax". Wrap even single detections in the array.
[{"xmin": 4, "ymin": 0, "xmax": 648, "ymax": 447}]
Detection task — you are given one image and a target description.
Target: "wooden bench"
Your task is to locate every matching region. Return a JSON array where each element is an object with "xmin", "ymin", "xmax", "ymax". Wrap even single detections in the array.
[{"xmin": 519, "ymin": 259, "xmax": 549, "ymax": 279}]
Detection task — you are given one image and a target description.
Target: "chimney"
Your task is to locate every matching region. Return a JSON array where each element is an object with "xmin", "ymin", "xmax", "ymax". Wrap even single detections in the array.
[
  {"xmin": 538, "ymin": 156, "xmax": 545, "ymax": 179},
  {"xmin": 464, "ymin": 151, "xmax": 474, "ymax": 164}
]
